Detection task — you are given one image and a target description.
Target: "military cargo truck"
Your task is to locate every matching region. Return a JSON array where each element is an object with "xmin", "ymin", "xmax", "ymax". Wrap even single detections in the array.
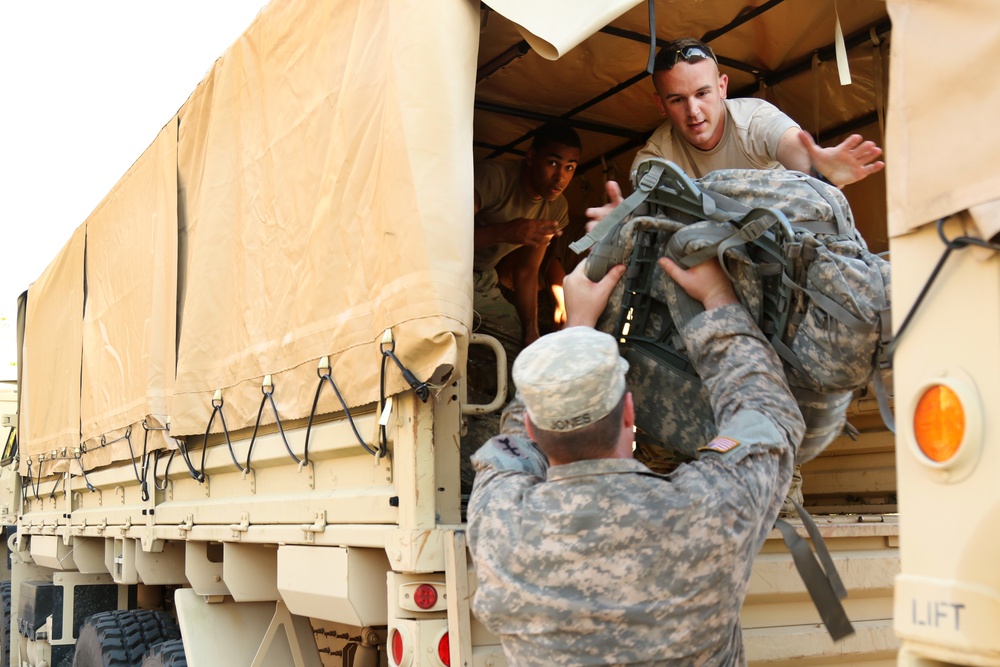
[{"xmin": 3, "ymin": 1, "xmax": 903, "ymax": 665}]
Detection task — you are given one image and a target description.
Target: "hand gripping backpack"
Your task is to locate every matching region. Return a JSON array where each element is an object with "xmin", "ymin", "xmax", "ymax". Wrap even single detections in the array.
[{"xmin": 572, "ymin": 159, "xmax": 893, "ymax": 466}]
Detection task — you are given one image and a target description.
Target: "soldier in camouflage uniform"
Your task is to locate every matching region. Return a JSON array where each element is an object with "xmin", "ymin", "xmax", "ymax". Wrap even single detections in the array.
[{"xmin": 467, "ymin": 257, "xmax": 805, "ymax": 666}]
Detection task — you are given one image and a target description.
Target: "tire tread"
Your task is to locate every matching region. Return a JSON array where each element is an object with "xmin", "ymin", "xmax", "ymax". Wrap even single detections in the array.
[
  {"xmin": 142, "ymin": 639, "xmax": 187, "ymax": 667},
  {"xmin": 72, "ymin": 610, "xmax": 181, "ymax": 667}
]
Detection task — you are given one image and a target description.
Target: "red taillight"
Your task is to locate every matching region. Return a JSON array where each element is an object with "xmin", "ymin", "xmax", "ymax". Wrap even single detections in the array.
[
  {"xmin": 391, "ymin": 628, "xmax": 404, "ymax": 666},
  {"xmin": 437, "ymin": 631, "xmax": 450, "ymax": 666},
  {"xmin": 413, "ymin": 583, "xmax": 439, "ymax": 610}
]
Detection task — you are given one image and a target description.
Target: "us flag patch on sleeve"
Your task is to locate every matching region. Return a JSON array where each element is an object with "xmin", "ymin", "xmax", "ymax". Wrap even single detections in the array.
[{"xmin": 699, "ymin": 436, "xmax": 741, "ymax": 453}]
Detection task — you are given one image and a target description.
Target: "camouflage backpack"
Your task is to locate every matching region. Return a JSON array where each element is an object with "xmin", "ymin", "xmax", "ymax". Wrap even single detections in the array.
[{"xmin": 572, "ymin": 159, "xmax": 893, "ymax": 464}]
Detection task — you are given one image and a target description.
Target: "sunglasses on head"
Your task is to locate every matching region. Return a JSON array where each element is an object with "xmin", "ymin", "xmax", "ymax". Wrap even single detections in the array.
[{"xmin": 660, "ymin": 44, "xmax": 717, "ymax": 69}]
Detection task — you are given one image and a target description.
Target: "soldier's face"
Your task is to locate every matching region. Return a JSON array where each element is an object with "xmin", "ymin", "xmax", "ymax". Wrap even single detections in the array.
[
  {"xmin": 652, "ymin": 59, "xmax": 729, "ymax": 151},
  {"xmin": 525, "ymin": 142, "xmax": 580, "ymax": 201}
]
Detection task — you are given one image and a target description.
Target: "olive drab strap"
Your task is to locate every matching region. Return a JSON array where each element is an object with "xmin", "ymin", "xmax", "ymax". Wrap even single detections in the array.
[
  {"xmin": 774, "ymin": 502, "xmax": 856, "ymax": 642},
  {"xmin": 571, "ymin": 162, "xmax": 669, "ymax": 256},
  {"xmin": 573, "ymin": 159, "xmax": 736, "ymax": 259}
]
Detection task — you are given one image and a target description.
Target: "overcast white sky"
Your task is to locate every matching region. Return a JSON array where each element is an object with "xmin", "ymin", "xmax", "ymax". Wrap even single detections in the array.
[{"xmin": 0, "ymin": 1, "xmax": 269, "ymax": 372}]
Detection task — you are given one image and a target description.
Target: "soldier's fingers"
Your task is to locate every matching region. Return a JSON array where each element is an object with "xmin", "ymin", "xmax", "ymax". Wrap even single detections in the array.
[
  {"xmin": 568, "ymin": 258, "xmax": 591, "ymax": 281},
  {"xmin": 840, "ymin": 134, "xmax": 864, "ymax": 150},
  {"xmin": 606, "ymin": 180, "xmax": 624, "ymax": 206},
  {"xmin": 586, "ymin": 202, "xmax": 615, "ymax": 225},
  {"xmin": 599, "ymin": 264, "xmax": 626, "ymax": 289},
  {"xmin": 863, "ymin": 160, "xmax": 886, "ymax": 175},
  {"xmin": 657, "ymin": 256, "xmax": 682, "ymax": 279}
]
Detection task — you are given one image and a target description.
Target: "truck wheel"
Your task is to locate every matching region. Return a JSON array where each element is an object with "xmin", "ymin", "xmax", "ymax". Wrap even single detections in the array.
[
  {"xmin": 0, "ymin": 580, "xmax": 10, "ymax": 667},
  {"xmin": 72, "ymin": 610, "xmax": 181, "ymax": 667},
  {"xmin": 141, "ymin": 639, "xmax": 187, "ymax": 667}
]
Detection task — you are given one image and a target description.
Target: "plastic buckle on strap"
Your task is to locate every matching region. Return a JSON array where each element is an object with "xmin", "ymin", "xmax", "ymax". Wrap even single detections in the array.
[{"xmin": 637, "ymin": 163, "xmax": 664, "ymax": 192}]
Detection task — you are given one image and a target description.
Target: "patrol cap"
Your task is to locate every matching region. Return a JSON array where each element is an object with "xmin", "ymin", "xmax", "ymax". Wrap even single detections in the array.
[{"xmin": 512, "ymin": 326, "xmax": 629, "ymax": 433}]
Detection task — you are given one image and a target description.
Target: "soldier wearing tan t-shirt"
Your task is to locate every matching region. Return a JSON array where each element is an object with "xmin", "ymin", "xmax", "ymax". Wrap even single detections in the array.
[
  {"xmin": 588, "ymin": 38, "xmax": 886, "ymax": 223},
  {"xmin": 630, "ymin": 96, "xmax": 796, "ymax": 179},
  {"xmin": 473, "ymin": 122, "xmax": 581, "ymax": 352}
]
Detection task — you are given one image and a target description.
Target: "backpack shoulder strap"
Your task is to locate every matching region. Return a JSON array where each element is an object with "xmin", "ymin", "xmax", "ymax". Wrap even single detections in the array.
[
  {"xmin": 570, "ymin": 161, "xmax": 670, "ymax": 254},
  {"xmin": 797, "ymin": 173, "xmax": 853, "ymax": 236},
  {"xmin": 572, "ymin": 158, "xmax": 747, "ymax": 255}
]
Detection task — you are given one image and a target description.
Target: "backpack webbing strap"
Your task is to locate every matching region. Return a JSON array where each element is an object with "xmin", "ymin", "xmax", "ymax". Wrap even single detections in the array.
[
  {"xmin": 768, "ymin": 334, "xmax": 809, "ymax": 378},
  {"xmin": 666, "ymin": 224, "xmax": 739, "ymax": 268},
  {"xmin": 871, "ymin": 368, "xmax": 896, "ymax": 433},
  {"xmin": 781, "ymin": 270, "xmax": 877, "ymax": 334},
  {"xmin": 791, "ymin": 386, "xmax": 854, "ymax": 438},
  {"xmin": 667, "ymin": 209, "xmax": 788, "ymax": 284},
  {"xmin": 774, "ymin": 501, "xmax": 855, "ymax": 642},
  {"xmin": 570, "ymin": 163, "xmax": 667, "ymax": 254},
  {"xmin": 690, "ymin": 178, "xmax": 843, "ymax": 236},
  {"xmin": 788, "ymin": 218, "xmax": 842, "ymax": 236},
  {"xmin": 797, "ymin": 172, "xmax": 853, "ymax": 237},
  {"xmin": 701, "ymin": 188, "xmax": 751, "ymax": 219},
  {"xmin": 698, "ymin": 172, "xmax": 845, "ymax": 236}
]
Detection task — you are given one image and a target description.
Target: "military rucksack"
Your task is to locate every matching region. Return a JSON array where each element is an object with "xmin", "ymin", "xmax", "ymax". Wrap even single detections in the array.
[{"xmin": 572, "ymin": 159, "xmax": 893, "ymax": 464}]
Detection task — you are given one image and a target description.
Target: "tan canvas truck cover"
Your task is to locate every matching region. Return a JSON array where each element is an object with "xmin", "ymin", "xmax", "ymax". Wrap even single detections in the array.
[
  {"xmin": 21, "ymin": 0, "xmax": 480, "ymax": 475},
  {"xmin": 886, "ymin": 0, "xmax": 1000, "ymax": 240}
]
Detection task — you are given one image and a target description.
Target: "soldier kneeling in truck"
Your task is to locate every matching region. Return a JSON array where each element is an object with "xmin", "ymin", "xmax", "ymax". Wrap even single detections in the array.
[{"xmin": 467, "ymin": 255, "xmax": 805, "ymax": 665}]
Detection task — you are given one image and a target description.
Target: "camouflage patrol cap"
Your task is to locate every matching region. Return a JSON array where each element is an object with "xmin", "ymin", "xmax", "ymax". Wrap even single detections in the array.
[{"xmin": 513, "ymin": 326, "xmax": 629, "ymax": 433}]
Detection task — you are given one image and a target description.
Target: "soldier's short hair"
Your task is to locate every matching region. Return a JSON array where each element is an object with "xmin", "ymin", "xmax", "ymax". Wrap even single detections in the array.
[
  {"xmin": 530, "ymin": 393, "xmax": 626, "ymax": 462},
  {"xmin": 531, "ymin": 121, "xmax": 582, "ymax": 151}
]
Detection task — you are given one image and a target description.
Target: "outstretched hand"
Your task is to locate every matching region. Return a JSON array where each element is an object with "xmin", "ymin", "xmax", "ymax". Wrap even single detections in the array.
[
  {"xmin": 510, "ymin": 218, "xmax": 561, "ymax": 247},
  {"xmin": 657, "ymin": 257, "xmax": 737, "ymax": 311},
  {"xmin": 563, "ymin": 260, "xmax": 626, "ymax": 328},
  {"xmin": 800, "ymin": 131, "xmax": 884, "ymax": 187},
  {"xmin": 584, "ymin": 181, "xmax": 624, "ymax": 233}
]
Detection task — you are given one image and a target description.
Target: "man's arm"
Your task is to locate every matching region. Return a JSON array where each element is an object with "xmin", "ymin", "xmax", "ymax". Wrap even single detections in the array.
[
  {"xmin": 469, "ymin": 259, "xmax": 627, "ymax": 484},
  {"xmin": 508, "ymin": 241, "xmax": 551, "ymax": 345},
  {"xmin": 659, "ymin": 257, "xmax": 805, "ymax": 451},
  {"xmin": 474, "ymin": 218, "xmax": 561, "ymax": 250},
  {"xmin": 470, "ymin": 397, "xmax": 549, "ymax": 480},
  {"xmin": 776, "ymin": 128, "xmax": 885, "ymax": 187}
]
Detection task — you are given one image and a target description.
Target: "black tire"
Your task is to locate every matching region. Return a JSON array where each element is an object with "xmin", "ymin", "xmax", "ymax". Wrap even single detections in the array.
[
  {"xmin": 141, "ymin": 640, "xmax": 187, "ymax": 667},
  {"xmin": 0, "ymin": 580, "xmax": 10, "ymax": 667},
  {"xmin": 72, "ymin": 610, "xmax": 181, "ymax": 667}
]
